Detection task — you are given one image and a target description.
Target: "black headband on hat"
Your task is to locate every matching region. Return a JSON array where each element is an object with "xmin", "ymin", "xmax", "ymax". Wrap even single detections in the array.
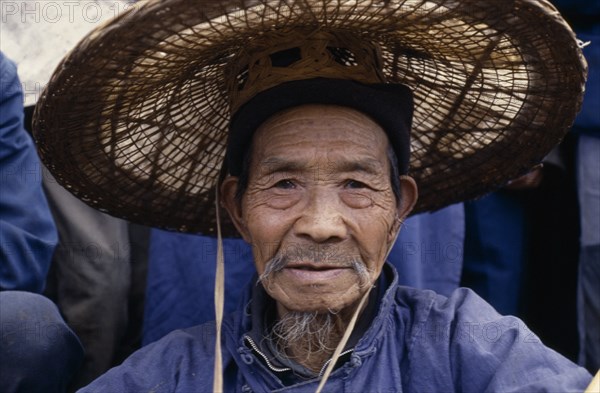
[{"xmin": 226, "ymin": 78, "xmax": 414, "ymax": 177}]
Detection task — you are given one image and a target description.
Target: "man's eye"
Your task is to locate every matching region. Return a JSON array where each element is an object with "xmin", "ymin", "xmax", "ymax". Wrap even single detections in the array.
[
  {"xmin": 274, "ymin": 179, "xmax": 295, "ymax": 189},
  {"xmin": 345, "ymin": 180, "xmax": 367, "ymax": 189}
]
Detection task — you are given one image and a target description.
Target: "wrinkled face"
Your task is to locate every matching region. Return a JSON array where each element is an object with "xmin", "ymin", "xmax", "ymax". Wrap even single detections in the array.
[{"xmin": 222, "ymin": 105, "xmax": 416, "ymax": 313}]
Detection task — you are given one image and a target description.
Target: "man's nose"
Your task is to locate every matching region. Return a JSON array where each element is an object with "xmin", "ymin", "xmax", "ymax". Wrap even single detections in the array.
[{"xmin": 293, "ymin": 189, "xmax": 348, "ymax": 243}]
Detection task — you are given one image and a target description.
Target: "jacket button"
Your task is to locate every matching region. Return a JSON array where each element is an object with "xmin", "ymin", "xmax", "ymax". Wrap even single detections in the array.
[
  {"xmin": 242, "ymin": 384, "xmax": 253, "ymax": 392},
  {"xmin": 350, "ymin": 355, "xmax": 362, "ymax": 367},
  {"xmin": 241, "ymin": 353, "xmax": 254, "ymax": 364}
]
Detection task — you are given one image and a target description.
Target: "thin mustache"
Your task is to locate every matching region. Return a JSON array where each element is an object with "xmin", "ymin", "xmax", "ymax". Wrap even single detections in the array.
[{"xmin": 258, "ymin": 251, "xmax": 370, "ymax": 284}]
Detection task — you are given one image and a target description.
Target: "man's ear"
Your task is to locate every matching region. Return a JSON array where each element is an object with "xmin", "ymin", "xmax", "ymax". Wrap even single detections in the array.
[
  {"xmin": 389, "ymin": 175, "xmax": 418, "ymax": 241},
  {"xmin": 397, "ymin": 175, "xmax": 418, "ymax": 219},
  {"xmin": 220, "ymin": 176, "xmax": 251, "ymax": 242}
]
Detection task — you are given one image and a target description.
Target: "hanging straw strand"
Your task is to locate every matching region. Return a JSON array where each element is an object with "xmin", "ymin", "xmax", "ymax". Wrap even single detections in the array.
[{"xmin": 213, "ymin": 185, "xmax": 225, "ymax": 393}]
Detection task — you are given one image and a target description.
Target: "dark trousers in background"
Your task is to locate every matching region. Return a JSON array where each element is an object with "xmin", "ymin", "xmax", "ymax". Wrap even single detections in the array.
[{"xmin": 0, "ymin": 291, "xmax": 84, "ymax": 392}]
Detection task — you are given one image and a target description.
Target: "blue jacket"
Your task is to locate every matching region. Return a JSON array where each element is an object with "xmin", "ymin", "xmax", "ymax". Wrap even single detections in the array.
[
  {"xmin": 551, "ymin": 0, "xmax": 600, "ymax": 135},
  {"xmin": 83, "ymin": 264, "xmax": 590, "ymax": 392},
  {"xmin": 0, "ymin": 51, "xmax": 57, "ymax": 293}
]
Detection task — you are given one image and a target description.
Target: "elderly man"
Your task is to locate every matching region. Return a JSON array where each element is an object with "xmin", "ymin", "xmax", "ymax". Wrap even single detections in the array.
[
  {"xmin": 76, "ymin": 104, "xmax": 590, "ymax": 392},
  {"xmin": 22, "ymin": 0, "xmax": 596, "ymax": 392},
  {"xmin": 220, "ymin": 103, "xmax": 417, "ymax": 373},
  {"xmin": 76, "ymin": 99, "xmax": 593, "ymax": 391}
]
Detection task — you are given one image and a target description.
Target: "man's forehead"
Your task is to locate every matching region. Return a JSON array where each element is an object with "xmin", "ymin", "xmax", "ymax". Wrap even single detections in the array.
[
  {"xmin": 249, "ymin": 105, "xmax": 393, "ymax": 178},
  {"xmin": 256, "ymin": 104, "xmax": 385, "ymax": 133},
  {"xmin": 251, "ymin": 104, "xmax": 391, "ymax": 157}
]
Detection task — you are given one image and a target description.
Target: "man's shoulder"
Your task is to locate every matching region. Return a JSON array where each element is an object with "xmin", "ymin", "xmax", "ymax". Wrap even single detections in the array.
[
  {"xmin": 80, "ymin": 321, "xmax": 224, "ymax": 391},
  {"xmin": 158, "ymin": 320, "xmax": 220, "ymax": 350},
  {"xmin": 389, "ymin": 286, "xmax": 592, "ymax": 392},
  {"xmin": 393, "ymin": 284, "xmax": 501, "ymax": 324},
  {"xmin": 133, "ymin": 320, "xmax": 222, "ymax": 362}
]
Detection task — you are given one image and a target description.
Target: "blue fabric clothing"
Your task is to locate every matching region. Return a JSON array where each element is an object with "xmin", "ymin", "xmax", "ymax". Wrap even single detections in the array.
[
  {"xmin": 576, "ymin": 134, "xmax": 600, "ymax": 372},
  {"xmin": 551, "ymin": 0, "xmax": 600, "ymax": 372},
  {"xmin": 571, "ymin": 28, "xmax": 600, "ymax": 136},
  {"xmin": 0, "ymin": 51, "xmax": 57, "ymax": 293},
  {"xmin": 143, "ymin": 204, "xmax": 464, "ymax": 345},
  {"xmin": 84, "ymin": 263, "xmax": 591, "ymax": 393},
  {"xmin": 551, "ymin": 0, "xmax": 600, "ymax": 136},
  {"xmin": 0, "ymin": 291, "xmax": 84, "ymax": 392},
  {"xmin": 391, "ymin": 205, "xmax": 464, "ymax": 296},
  {"xmin": 461, "ymin": 192, "xmax": 529, "ymax": 316},
  {"xmin": 143, "ymin": 233, "xmax": 254, "ymax": 345}
]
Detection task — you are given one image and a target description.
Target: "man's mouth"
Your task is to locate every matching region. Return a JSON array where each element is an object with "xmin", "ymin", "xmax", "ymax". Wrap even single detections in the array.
[
  {"xmin": 282, "ymin": 263, "xmax": 352, "ymax": 281},
  {"xmin": 287, "ymin": 263, "xmax": 341, "ymax": 270}
]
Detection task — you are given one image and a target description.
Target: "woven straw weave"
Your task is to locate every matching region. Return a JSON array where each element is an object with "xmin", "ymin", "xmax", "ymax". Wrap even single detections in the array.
[
  {"xmin": 34, "ymin": 0, "xmax": 587, "ymax": 236},
  {"xmin": 225, "ymin": 29, "xmax": 387, "ymax": 112}
]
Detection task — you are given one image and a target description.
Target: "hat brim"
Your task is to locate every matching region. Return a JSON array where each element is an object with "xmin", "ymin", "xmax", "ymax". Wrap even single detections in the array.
[{"xmin": 34, "ymin": 0, "xmax": 587, "ymax": 235}]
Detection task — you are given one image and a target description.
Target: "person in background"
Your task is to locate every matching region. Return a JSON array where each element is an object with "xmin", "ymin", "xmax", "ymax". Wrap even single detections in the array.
[
  {"xmin": 2, "ymin": 2, "xmax": 151, "ymax": 387},
  {"xmin": 0, "ymin": 51, "xmax": 57, "ymax": 292},
  {"xmin": 460, "ymin": 146, "xmax": 581, "ymax": 362},
  {"xmin": 461, "ymin": 1, "xmax": 600, "ymax": 366},
  {"xmin": 466, "ymin": 0, "xmax": 600, "ymax": 371},
  {"xmin": 551, "ymin": 0, "xmax": 600, "ymax": 374},
  {"xmin": 0, "ymin": 50, "xmax": 83, "ymax": 392}
]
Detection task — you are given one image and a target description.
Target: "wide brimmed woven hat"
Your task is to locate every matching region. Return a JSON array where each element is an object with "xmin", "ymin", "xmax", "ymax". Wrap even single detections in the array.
[{"xmin": 34, "ymin": 0, "xmax": 587, "ymax": 236}]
